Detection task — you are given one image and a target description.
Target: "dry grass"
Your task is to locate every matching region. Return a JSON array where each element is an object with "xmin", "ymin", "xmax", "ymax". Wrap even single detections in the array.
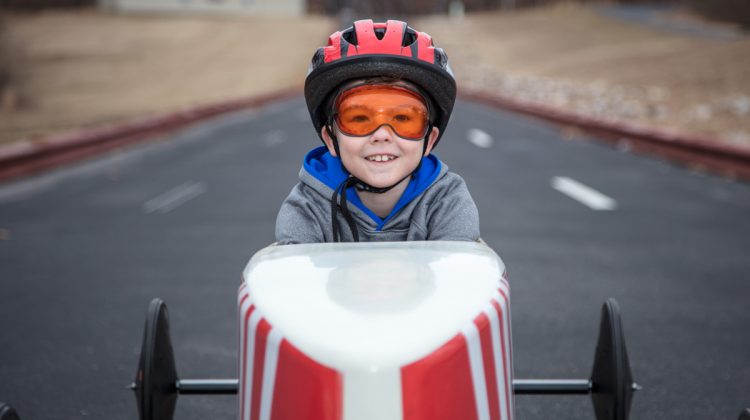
[
  {"xmin": 0, "ymin": 9, "xmax": 335, "ymax": 144},
  {"xmin": 415, "ymin": 4, "xmax": 750, "ymax": 148}
]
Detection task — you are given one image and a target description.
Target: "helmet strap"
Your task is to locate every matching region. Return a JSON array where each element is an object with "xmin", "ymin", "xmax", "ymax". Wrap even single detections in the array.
[{"xmin": 325, "ymin": 115, "xmax": 342, "ymax": 158}]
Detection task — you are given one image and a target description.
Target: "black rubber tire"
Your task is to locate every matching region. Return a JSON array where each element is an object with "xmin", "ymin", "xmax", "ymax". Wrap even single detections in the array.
[{"xmin": 0, "ymin": 403, "xmax": 20, "ymax": 420}]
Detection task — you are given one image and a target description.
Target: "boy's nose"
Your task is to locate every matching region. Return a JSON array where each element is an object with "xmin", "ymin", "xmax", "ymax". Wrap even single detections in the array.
[{"xmin": 369, "ymin": 124, "xmax": 395, "ymax": 142}]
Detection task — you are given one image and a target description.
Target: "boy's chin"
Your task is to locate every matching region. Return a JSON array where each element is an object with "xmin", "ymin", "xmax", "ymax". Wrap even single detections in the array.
[{"xmin": 354, "ymin": 174, "xmax": 407, "ymax": 190}]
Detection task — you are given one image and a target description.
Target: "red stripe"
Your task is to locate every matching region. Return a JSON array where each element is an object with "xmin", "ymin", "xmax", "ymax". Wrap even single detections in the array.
[
  {"xmin": 491, "ymin": 300, "xmax": 512, "ymax": 420},
  {"xmin": 240, "ymin": 305, "xmax": 256, "ymax": 420},
  {"xmin": 497, "ymin": 289, "xmax": 514, "ymax": 416},
  {"xmin": 271, "ymin": 339, "xmax": 343, "ymax": 420},
  {"xmin": 324, "ymin": 32, "xmax": 342, "ymax": 63},
  {"xmin": 497, "ymin": 289, "xmax": 514, "ymax": 375},
  {"xmin": 251, "ymin": 318, "xmax": 272, "ymax": 420},
  {"xmin": 475, "ymin": 313, "xmax": 500, "ymax": 420},
  {"xmin": 416, "ymin": 31, "xmax": 435, "ymax": 63},
  {"xmin": 402, "ymin": 334, "xmax": 478, "ymax": 420}
]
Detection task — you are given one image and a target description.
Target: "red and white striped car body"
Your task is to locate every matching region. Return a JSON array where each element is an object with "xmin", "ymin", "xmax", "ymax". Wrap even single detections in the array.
[{"xmin": 237, "ymin": 241, "xmax": 513, "ymax": 420}]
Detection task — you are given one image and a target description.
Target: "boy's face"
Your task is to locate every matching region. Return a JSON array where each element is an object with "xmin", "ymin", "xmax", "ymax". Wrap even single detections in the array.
[
  {"xmin": 321, "ymin": 83, "xmax": 440, "ymax": 188},
  {"xmin": 322, "ymin": 125, "xmax": 440, "ymax": 189}
]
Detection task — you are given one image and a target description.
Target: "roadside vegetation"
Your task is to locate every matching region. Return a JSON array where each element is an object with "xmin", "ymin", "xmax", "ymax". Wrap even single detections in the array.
[{"xmin": 0, "ymin": 2, "xmax": 748, "ymax": 150}]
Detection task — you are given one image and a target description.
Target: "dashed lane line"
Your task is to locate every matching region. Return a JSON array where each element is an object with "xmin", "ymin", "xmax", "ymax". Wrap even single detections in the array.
[
  {"xmin": 467, "ymin": 128, "xmax": 494, "ymax": 149},
  {"xmin": 143, "ymin": 181, "xmax": 206, "ymax": 214},
  {"xmin": 551, "ymin": 176, "xmax": 617, "ymax": 211},
  {"xmin": 260, "ymin": 130, "xmax": 287, "ymax": 147}
]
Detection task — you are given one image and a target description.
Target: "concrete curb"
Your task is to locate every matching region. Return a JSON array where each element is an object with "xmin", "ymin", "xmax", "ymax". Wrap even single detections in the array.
[
  {"xmin": 461, "ymin": 90, "xmax": 750, "ymax": 182},
  {"xmin": 0, "ymin": 87, "xmax": 301, "ymax": 183}
]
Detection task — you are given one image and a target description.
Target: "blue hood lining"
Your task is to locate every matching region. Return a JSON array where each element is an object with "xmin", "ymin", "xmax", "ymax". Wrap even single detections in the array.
[{"xmin": 303, "ymin": 146, "xmax": 442, "ymax": 230}]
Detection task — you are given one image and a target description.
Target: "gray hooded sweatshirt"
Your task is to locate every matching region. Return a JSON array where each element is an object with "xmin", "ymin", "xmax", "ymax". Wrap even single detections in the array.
[{"xmin": 275, "ymin": 146, "xmax": 480, "ymax": 244}]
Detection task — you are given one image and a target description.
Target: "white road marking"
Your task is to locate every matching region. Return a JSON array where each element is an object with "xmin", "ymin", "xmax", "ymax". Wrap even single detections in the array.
[
  {"xmin": 467, "ymin": 128, "xmax": 494, "ymax": 149},
  {"xmin": 551, "ymin": 176, "xmax": 617, "ymax": 210},
  {"xmin": 260, "ymin": 130, "xmax": 286, "ymax": 147},
  {"xmin": 143, "ymin": 181, "xmax": 206, "ymax": 214}
]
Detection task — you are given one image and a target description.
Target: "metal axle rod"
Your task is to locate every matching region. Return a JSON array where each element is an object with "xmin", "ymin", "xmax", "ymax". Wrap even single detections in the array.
[
  {"xmin": 177, "ymin": 379, "xmax": 239, "ymax": 395},
  {"xmin": 161, "ymin": 378, "xmax": 640, "ymax": 396}
]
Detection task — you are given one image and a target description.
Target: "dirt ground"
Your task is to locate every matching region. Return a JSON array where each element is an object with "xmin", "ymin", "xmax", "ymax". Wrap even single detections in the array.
[
  {"xmin": 1, "ymin": 5, "xmax": 749, "ymax": 149},
  {"xmin": 0, "ymin": 10, "xmax": 336, "ymax": 144}
]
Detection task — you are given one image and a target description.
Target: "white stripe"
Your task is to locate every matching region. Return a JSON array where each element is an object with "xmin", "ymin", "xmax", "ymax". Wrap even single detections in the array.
[
  {"xmin": 461, "ymin": 323, "xmax": 491, "ymax": 420},
  {"xmin": 551, "ymin": 176, "xmax": 616, "ymax": 210},
  {"xmin": 485, "ymin": 303, "xmax": 509, "ymax": 420},
  {"xmin": 498, "ymin": 278, "xmax": 510, "ymax": 299},
  {"xmin": 238, "ymin": 293, "xmax": 252, "ymax": 402},
  {"xmin": 467, "ymin": 128, "xmax": 494, "ymax": 149},
  {"xmin": 143, "ymin": 181, "xmax": 206, "ymax": 213},
  {"xmin": 343, "ymin": 368, "xmax": 403, "ymax": 420},
  {"xmin": 259, "ymin": 329, "xmax": 283, "ymax": 420},
  {"xmin": 494, "ymin": 292, "xmax": 515, "ymax": 417},
  {"xmin": 242, "ymin": 310, "xmax": 263, "ymax": 420},
  {"xmin": 237, "ymin": 295, "xmax": 248, "ymax": 420}
]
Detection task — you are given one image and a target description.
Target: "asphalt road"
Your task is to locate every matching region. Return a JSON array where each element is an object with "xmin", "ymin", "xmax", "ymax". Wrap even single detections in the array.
[{"xmin": 1, "ymin": 97, "xmax": 749, "ymax": 420}]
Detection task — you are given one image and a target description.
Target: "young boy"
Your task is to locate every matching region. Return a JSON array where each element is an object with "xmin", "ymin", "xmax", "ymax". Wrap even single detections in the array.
[{"xmin": 276, "ymin": 19, "xmax": 479, "ymax": 244}]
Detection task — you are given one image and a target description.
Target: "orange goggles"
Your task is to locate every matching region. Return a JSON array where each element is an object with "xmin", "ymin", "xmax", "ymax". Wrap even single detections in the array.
[{"xmin": 333, "ymin": 85, "xmax": 430, "ymax": 140}]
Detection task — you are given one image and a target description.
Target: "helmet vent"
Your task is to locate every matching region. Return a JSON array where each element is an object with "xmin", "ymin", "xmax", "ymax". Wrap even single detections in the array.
[
  {"xmin": 374, "ymin": 27, "xmax": 386, "ymax": 40},
  {"xmin": 342, "ymin": 28, "xmax": 357, "ymax": 45},
  {"xmin": 402, "ymin": 30, "xmax": 416, "ymax": 47}
]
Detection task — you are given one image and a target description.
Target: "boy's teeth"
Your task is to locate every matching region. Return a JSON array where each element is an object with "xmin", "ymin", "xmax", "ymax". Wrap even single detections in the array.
[{"xmin": 368, "ymin": 155, "xmax": 394, "ymax": 162}]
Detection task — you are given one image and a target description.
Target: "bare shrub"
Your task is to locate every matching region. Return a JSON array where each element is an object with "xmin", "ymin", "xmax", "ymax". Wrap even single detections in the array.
[
  {"xmin": 688, "ymin": 0, "xmax": 750, "ymax": 29},
  {"xmin": 0, "ymin": 18, "xmax": 24, "ymax": 111},
  {"xmin": 0, "ymin": 0, "xmax": 94, "ymax": 9}
]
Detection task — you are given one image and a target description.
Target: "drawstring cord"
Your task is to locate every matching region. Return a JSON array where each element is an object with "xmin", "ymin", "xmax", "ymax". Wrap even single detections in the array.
[
  {"xmin": 330, "ymin": 171, "xmax": 415, "ymax": 242},
  {"xmin": 331, "ymin": 176, "xmax": 361, "ymax": 242}
]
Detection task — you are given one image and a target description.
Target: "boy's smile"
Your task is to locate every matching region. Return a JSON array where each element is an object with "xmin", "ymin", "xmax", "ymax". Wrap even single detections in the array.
[
  {"xmin": 365, "ymin": 154, "xmax": 397, "ymax": 162},
  {"xmin": 323, "ymin": 124, "xmax": 440, "ymax": 189}
]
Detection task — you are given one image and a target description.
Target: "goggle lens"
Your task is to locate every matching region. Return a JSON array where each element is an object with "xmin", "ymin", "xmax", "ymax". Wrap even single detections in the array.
[{"xmin": 334, "ymin": 85, "xmax": 429, "ymax": 140}]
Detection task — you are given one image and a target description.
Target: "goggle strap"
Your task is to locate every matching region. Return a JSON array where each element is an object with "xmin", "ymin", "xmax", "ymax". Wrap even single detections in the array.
[{"xmin": 325, "ymin": 115, "xmax": 341, "ymax": 158}]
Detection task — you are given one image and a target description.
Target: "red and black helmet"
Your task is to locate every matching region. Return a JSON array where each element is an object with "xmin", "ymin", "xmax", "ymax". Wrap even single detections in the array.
[{"xmin": 304, "ymin": 19, "xmax": 456, "ymax": 148}]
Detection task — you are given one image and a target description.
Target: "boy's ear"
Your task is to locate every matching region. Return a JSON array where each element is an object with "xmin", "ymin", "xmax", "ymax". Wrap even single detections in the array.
[
  {"xmin": 423, "ymin": 127, "xmax": 440, "ymax": 156},
  {"xmin": 321, "ymin": 126, "xmax": 338, "ymax": 157}
]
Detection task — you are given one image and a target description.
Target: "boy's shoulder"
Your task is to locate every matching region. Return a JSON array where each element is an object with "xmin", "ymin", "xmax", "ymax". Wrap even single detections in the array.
[{"xmin": 420, "ymin": 165, "xmax": 469, "ymax": 197}]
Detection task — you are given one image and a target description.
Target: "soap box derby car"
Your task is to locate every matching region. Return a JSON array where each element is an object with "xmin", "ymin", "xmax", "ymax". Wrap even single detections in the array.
[{"xmin": 130, "ymin": 241, "xmax": 639, "ymax": 420}]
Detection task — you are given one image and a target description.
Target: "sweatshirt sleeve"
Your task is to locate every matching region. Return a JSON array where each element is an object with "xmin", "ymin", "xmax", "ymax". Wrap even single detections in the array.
[
  {"xmin": 275, "ymin": 183, "xmax": 326, "ymax": 245},
  {"xmin": 425, "ymin": 173, "xmax": 481, "ymax": 242}
]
